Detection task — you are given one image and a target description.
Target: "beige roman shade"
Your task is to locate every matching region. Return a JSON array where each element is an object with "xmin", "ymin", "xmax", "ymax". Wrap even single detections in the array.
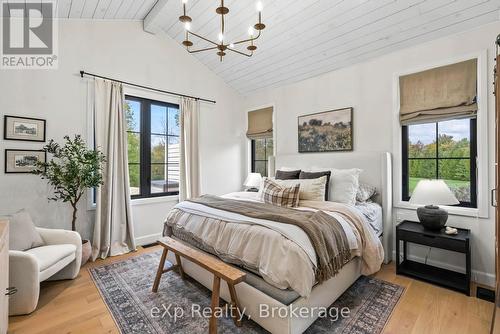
[
  {"xmin": 399, "ymin": 59, "xmax": 477, "ymax": 125},
  {"xmin": 247, "ymin": 107, "xmax": 273, "ymax": 139}
]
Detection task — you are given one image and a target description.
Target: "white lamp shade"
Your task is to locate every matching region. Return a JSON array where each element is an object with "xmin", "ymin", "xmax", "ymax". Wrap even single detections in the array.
[
  {"xmin": 244, "ymin": 173, "xmax": 262, "ymax": 188},
  {"xmin": 409, "ymin": 180, "xmax": 459, "ymax": 206}
]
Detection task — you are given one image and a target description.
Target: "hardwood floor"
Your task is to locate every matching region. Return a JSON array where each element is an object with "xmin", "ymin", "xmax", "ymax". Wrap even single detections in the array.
[{"xmin": 8, "ymin": 246, "xmax": 494, "ymax": 334}]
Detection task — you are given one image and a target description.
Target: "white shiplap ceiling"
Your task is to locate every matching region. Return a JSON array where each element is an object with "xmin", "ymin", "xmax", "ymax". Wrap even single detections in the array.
[
  {"xmin": 12, "ymin": 0, "xmax": 500, "ymax": 94},
  {"xmin": 4, "ymin": 0, "xmax": 157, "ymax": 20},
  {"xmin": 153, "ymin": 0, "xmax": 500, "ymax": 94}
]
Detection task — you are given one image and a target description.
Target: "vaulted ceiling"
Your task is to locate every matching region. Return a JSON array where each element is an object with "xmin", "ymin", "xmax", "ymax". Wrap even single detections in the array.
[{"xmin": 19, "ymin": 0, "xmax": 500, "ymax": 94}]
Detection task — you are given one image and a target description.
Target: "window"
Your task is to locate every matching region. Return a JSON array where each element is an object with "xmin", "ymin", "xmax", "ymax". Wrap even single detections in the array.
[
  {"xmin": 251, "ymin": 138, "xmax": 273, "ymax": 177},
  {"xmin": 402, "ymin": 118, "xmax": 477, "ymax": 208},
  {"xmin": 125, "ymin": 96, "xmax": 180, "ymax": 198}
]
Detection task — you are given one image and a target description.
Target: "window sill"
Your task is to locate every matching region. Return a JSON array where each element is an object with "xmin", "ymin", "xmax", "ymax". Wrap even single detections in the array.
[
  {"xmin": 131, "ymin": 195, "xmax": 179, "ymax": 206},
  {"xmin": 395, "ymin": 201, "xmax": 486, "ymax": 219},
  {"xmin": 87, "ymin": 195, "xmax": 179, "ymax": 211}
]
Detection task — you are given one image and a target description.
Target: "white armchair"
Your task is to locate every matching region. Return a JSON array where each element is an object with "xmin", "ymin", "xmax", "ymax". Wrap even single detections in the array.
[{"xmin": 9, "ymin": 228, "xmax": 82, "ymax": 315}]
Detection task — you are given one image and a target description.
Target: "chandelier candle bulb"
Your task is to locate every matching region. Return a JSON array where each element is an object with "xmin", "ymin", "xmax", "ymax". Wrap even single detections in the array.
[{"xmin": 256, "ymin": 1, "xmax": 263, "ymax": 12}]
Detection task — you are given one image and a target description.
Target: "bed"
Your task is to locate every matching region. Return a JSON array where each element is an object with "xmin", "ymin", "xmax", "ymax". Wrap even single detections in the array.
[{"xmin": 162, "ymin": 152, "xmax": 393, "ymax": 334}]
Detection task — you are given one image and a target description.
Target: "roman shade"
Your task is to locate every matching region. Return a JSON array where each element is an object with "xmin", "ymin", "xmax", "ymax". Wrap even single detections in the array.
[
  {"xmin": 247, "ymin": 107, "xmax": 273, "ymax": 139},
  {"xmin": 399, "ymin": 59, "xmax": 477, "ymax": 125}
]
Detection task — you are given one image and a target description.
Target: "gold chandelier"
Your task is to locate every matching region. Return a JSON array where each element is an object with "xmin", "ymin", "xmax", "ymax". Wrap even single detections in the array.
[{"xmin": 179, "ymin": 0, "xmax": 266, "ymax": 62}]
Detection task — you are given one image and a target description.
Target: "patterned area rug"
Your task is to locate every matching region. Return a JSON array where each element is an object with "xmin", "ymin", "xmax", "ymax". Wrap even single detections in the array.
[{"xmin": 89, "ymin": 250, "xmax": 404, "ymax": 334}]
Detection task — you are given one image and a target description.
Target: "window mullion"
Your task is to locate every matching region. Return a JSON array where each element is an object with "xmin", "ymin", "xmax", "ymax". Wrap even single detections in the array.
[
  {"xmin": 401, "ymin": 126, "xmax": 409, "ymax": 201},
  {"xmin": 264, "ymin": 138, "xmax": 267, "ymax": 177},
  {"xmin": 143, "ymin": 101, "xmax": 152, "ymax": 198},
  {"xmin": 435, "ymin": 122, "xmax": 439, "ymax": 180},
  {"xmin": 165, "ymin": 109, "xmax": 169, "ymax": 194}
]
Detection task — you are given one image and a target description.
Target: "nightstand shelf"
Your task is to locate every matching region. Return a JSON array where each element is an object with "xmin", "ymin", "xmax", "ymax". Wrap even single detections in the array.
[
  {"xmin": 398, "ymin": 260, "xmax": 468, "ymax": 293},
  {"xmin": 396, "ymin": 220, "xmax": 471, "ymax": 295}
]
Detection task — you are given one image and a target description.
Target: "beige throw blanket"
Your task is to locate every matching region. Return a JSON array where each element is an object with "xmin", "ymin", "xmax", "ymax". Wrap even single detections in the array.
[
  {"xmin": 187, "ymin": 195, "xmax": 351, "ymax": 284},
  {"xmin": 299, "ymin": 200, "xmax": 384, "ymax": 275}
]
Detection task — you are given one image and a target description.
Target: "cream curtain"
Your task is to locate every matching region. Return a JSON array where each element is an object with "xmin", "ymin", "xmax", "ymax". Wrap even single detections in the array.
[
  {"xmin": 399, "ymin": 59, "xmax": 477, "ymax": 125},
  {"xmin": 247, "ymin": 107, "xmax": 273, "ymax": 139},
  {"xmin": 179, "ymin": 97, "xmax": 201, "ymax": 201},
  {"xmin": 92, "ymin": 79, "xmax": 136, "ymax": 260}
]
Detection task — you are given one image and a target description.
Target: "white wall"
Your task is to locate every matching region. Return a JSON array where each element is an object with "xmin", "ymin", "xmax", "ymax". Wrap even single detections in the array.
[
  {"xmin": 244, "ymin": 22, "xmax": 500, "ymax": 286},
  {"xmin": 0, "ymin": 20, "xmax": 246, "ymax": 243}
]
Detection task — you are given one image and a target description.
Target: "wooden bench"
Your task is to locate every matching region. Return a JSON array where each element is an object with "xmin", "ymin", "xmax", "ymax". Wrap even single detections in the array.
[{"xmin": 152, "ymin": 237, "xmax": 246, "ymax": 334}]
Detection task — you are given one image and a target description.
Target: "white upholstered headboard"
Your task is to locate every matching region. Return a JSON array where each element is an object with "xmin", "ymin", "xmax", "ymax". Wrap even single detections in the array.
[{"xmin": 274, "ymin": 152, "xmax": 393, "ymax": 264}]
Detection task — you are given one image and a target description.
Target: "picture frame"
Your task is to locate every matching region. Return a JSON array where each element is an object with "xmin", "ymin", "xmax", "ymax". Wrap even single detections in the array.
[
  {"xmin": 5, "ymin": 149, "xmax": 46, "ymax": 174},
  {"xmin": 298, "ymin": 107, "xmax": 353, "ymax": 153},
  {"xmin": 4, "ymin": 115, "xmax": 46, "ymax": 142}
]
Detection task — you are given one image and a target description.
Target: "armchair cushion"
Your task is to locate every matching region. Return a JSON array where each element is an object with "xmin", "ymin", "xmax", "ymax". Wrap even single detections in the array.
[
  {"xmin": 25, "ymin": 244, "xmax": 76, "ymax": 272},
  {"xmin": 8, "ymin": 210, "xmax": 44, "ymax": 251}
]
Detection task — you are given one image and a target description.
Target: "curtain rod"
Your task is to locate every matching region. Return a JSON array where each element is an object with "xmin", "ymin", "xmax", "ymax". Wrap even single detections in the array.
[{"xmin": 79, "ymin": 70, "xmax": 216, "ymax": 104}]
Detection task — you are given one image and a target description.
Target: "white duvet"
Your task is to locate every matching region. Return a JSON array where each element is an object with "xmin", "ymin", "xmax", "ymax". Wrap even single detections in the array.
[{"xmin": 167, "ymin": 192, "xmax": 384, "ymax": 297}]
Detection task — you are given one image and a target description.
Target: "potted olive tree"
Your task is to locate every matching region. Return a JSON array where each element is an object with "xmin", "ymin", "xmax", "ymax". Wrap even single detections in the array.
[{"xmin": 34, "ymin": 135, "xmax": 105, "ymax": 266}]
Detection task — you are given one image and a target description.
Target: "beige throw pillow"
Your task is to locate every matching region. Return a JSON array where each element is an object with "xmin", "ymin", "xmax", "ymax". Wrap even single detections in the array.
[
  {"xmin": 7, "ymin": 210, "xmax": 44, "ymax": 251},
  {"xmin": 271, "ymin": 176, "xmax": 327, "ymax": 201}
]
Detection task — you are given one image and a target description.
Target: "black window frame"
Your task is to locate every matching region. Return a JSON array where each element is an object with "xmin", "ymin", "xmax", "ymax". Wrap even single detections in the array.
[
  {"xmin": 402, "ymin": 118, "xmax": 477, "ymax": 208},
  {"xmin": 125, "ymin": 95, "xmax": 180, "ymax": 199},
  {"xmin": 251, "ymin": 138, "xmax": 273, "ymax": 177}
]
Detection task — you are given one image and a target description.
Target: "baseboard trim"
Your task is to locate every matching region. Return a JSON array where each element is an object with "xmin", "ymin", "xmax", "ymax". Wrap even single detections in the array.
[
  {"xmin": 135, "ymin": 233, "xmax": 162, "ymax": 246},
  {"xmin": 391, "ymin": 250, "xmax": 495, "ymax": 288}
]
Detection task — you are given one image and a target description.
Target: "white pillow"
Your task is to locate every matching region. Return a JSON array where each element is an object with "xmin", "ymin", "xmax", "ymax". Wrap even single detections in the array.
[
  {"xmin": 270, "ymin": 176, "xmax": 327, "ymax": 201},
  {"xmin": 311, "ymin": 168, "xmax": 362, "ymax": 205}
]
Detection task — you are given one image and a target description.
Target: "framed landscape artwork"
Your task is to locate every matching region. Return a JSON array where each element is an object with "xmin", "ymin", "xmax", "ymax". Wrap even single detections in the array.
[
  {"xmin": 298, "ymin": 107, "xmax": 353, "ymax": 153},
  {"xmin": 4, "ymin": 115, "xmax": 46, "ymax": 142},
  {"xmin": 5, "ymin": 149, "xmax": 46, "ymax": 173}
]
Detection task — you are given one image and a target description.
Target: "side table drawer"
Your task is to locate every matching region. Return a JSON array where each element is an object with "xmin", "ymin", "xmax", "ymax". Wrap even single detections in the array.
[{"xmin": 398, "ymin": 230, "xmax": 467, "ymax": 253}]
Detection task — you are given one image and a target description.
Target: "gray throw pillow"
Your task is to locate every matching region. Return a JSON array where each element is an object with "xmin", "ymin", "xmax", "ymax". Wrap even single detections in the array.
[
  {"xmin": 275, "ymin": 170, "xmax": 301, "ymax": 180},
  {"xmin": 356, "ymin": 183, "xmax": 377, "ymax": 202},
  {"xmin": 8, "ymin": 210, "xmax": 44, "ymax": 251}
]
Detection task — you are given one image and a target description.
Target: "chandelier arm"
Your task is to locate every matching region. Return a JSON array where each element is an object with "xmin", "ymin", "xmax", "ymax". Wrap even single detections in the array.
[
  {"xmin": 233, "ymin": 31, "xmax": 262, "ymax": 46},
  {"xmin": 188, "ymin": 46, "xmax": 219, "ymax": 54},
  {"xmin": 187, "ymin": 31, "xmax": 219, "ymax": 46},
  {"xmin": 226, "ymin": 47, "xmax": 252, "ymax": 57}
]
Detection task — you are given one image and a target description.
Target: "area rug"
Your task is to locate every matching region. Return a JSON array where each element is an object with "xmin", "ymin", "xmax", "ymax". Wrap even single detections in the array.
[{"xmin": 89, "ymin": 250, "xmax": 404, "ymax": 334}]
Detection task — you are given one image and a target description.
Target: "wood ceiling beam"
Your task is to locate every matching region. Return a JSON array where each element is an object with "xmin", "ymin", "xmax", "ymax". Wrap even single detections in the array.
[{"xmin": 144, "ymin": 0, "xmax": 169, "ymax": 34}]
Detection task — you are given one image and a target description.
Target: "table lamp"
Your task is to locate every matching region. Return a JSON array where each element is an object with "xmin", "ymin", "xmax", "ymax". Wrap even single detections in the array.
[
  {"xmin": 409, "ymin": 179, "xmax": 459, "ymax": 230},
  {"xmin": 244, "ymin": 173, "xmax": 262, "ymax": 192}
]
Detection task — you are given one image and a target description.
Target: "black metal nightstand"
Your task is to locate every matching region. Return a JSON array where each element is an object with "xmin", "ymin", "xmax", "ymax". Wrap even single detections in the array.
[{"xmin": 396, "ymin": 220, "xmax": 471, "ymax": 295}]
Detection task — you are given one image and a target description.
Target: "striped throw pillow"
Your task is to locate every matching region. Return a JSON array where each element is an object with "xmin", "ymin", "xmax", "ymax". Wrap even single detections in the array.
[{"xmin": 260, "ymin": 178, "xmax": 300, "ymax": 208}]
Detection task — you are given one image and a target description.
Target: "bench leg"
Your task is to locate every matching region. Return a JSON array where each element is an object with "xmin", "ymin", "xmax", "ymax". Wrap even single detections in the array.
[
  {"xmin": 227, "ymin": 283, "xmax": 242, "ymax": 327},
  {"xmin": 175, "ymin": 253, "xmax": 185, "ymax": 279},
  {"xmin": 152, "ymin": 248, "xmax": 168, "ymax": 292},
  {"xmin": 209, "ymin": 275, "xmax": 221, "ymax": 334}
]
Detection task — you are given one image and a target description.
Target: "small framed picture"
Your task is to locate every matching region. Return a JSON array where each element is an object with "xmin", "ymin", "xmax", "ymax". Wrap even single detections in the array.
[
  {"xmin": 5, "ymin": 149, "xmax": 46, "ymax": 174},
  {"xmin": 4, "ymin": 115, "xmax": 46, "ymax": 142}
]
